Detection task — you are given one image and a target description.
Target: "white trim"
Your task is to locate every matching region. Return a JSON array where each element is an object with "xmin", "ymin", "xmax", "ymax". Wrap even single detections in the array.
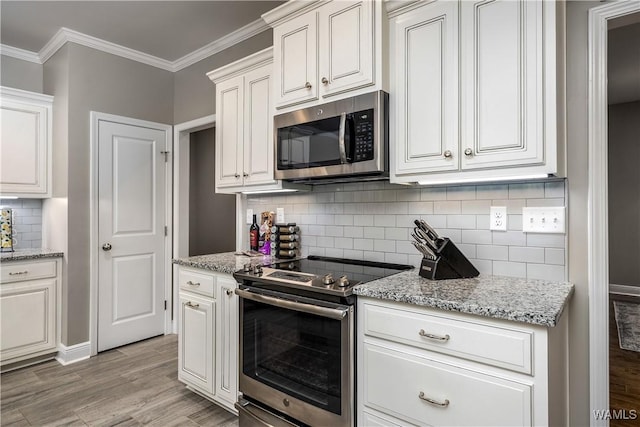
[
  {"xmin": 172, "ymin": 114, "xmax": 216, "ymax": 333},
  {"xmin": 0, "ymin": 44, "xmax": 41, "ymax": 63},
  {"xmin": 261, "ymin": 0, "xmax": 325, "ymax": 27},
  {"xmin": 173, "ymin": 19, "xmax": 269, "ymax": 72},
  {"xmin": 206, "ymin": 47, "xmax": 273, "ymax": 83},
  {"xmin": 609, "ymin": 284, "xmax": 640, "ymax": 297},
  {"xmin": 588, "ymin": 2, "xmax": 640, "ymax": 426},
  {"xmin": 89, "ymin": 112, "xmax": 173, "ymax": 355},
  {"xmin": 55, "ymin": 341, "xmax": 91, "ymax": 366},
  {"xmin": 2, "ymin": 18, "xmax": 272, "ymax": 72}
]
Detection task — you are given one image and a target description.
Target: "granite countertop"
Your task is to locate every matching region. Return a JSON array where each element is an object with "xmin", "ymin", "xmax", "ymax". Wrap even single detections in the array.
[
  {"xmin": 0, "ymin": 248, "xmax": 64, "ymax": 262},
  {"xmin": 172, "ymin": 251, "xmax": 277, "ymax": 275},
  {"xmin": 353, "ymin": 271, "xmax": 574, "ymax": 327}
]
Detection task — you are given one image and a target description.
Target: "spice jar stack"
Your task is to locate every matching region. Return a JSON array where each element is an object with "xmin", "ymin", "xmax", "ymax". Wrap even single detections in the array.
[{"xmin": 270, "ymin": 224, "xmax": 299, "ymax": 259}]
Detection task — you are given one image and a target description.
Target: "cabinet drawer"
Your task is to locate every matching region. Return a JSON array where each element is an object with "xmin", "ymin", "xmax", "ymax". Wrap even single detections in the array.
[
  {"xmin": 1, "ymin": 260, "xmax": 57, "ymax": 283},
  {"xmin": 178, "ymin": 268, "xmax": 216, "ymax": 298},
  {"xmin": 362, "ymin": 302, "xmax": 533, "ymax": 374},
  {"xmin": 363, "ymin": 343, "xmax": 532, "ymax": 427}
]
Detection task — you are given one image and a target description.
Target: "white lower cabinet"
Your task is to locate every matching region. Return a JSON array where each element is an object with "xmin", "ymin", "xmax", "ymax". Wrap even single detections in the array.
[
  {"xmin": 177, "ymin": 265, "xmax": 238, "ymax": 414},
  {"xmin": 357, "ymin": 297, "xmax": 569, "ymax": 426},
  {"xmin": 0, "ymin": 258, "xmax": 61, "ymax": 368}
]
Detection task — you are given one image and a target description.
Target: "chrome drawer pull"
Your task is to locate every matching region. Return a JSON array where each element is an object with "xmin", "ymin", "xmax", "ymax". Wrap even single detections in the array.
[
  {"xmin": 9, "ymin": 271, "xmax": 29, "ymax": 275},
  {"xmin": 185, "ymin": 302, "xmax": 199, "ymax": 308},
  {"xmin": 419, "ymin": 392, "xmax": 450, "ymax": 407},
  {"xmin": 419, "ymin": 329, "xmax": 450, "ymax": 342},
  {"xmin": 186, "ymin": 280, "xmax": 200, "ymax": 287}
]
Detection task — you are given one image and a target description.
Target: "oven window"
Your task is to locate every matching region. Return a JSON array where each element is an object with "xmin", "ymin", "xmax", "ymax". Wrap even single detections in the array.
[{"xmin": 242, "ymin": 298, "xmax": 343, "ymax": 415}]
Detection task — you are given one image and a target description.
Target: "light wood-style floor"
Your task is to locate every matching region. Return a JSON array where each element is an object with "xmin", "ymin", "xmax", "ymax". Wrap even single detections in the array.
[
  {"xmin": 1, "ymin": 335, "xmax": 238, "ymax": 426},
  {"xmin": 610, "ymin": 294, "xmax": 640, "ymax": 427}
]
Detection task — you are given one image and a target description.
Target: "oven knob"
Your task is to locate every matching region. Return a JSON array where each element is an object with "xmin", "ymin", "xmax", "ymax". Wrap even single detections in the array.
[
  {"xmin": 283, "ymin": 398, "xmax": 290, "ymax": 407},
  {"xmin": 254, "ymin": 265, "xmax": 263, "ymax": 275},
  {"xmin": 243, "ymin": 263, "xmax": 253, "ymax": 273},
  {"xmin": 322, "ymin": 274, "xmax": 335, "ymax": 285},
  {"xmin": 338, "ymin": 275, "xmax": 350, "ymax": 287}
]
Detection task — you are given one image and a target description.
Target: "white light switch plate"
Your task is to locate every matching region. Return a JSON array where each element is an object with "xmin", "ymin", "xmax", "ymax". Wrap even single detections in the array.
[
  {"xmin": 522, "ymin": 207, "xmax": 566, "ymax": 233},
  {"xmin": 276, "ymin": 207, "xmax": 285, "ymax": 224},
  {"xmin": 246, "ymin": 209, "xmax": 253, "ymax": 225},
  {"xmin": 490, "ymin": 206, "xmax": 507, "ymax": 231}
]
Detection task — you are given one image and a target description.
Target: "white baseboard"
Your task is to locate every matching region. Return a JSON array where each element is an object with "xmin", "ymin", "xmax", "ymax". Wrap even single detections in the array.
[
  {"xmin": 609, "ymin": 284, "xmax": 640, "ymax": 297},
  {"xmin": 56, "ymin": 341, "xmax": 91, "ymax": 366}
]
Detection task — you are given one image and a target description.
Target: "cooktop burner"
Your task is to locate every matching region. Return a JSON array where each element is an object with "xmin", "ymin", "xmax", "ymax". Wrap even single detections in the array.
[{"xmin": 233, "ymin": 255, "xmax": 413, "ymax": 300}]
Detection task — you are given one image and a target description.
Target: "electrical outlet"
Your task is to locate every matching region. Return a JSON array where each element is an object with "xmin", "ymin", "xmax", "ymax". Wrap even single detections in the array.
[
  {"xmin": 276, "ymin": 207, "xmax": 285, "ymax": 224},
  {"xmin": 246, "ymin": 209, "xmax": 253, "ymax": 225},
  {"xmin": 522, "ymin": 207, "xmax": 566, "ymax": 233},
  {"xmin": 490, "ymin": 206, "xmax": 508, "ymax": 231}
]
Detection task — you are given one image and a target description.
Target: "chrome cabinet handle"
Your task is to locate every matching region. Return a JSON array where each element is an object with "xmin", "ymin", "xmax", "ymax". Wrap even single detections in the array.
[
  {"xmin": 9, "ymin": 270, "xmax": 28, "ymax": 276},
  {"xmin": 321, "ymin": 77, "xmax": 329, "ymax": 85},
  {"xmin": 419, "ymin": 392, "xmax": 450, "ymax": 407},
  {"xmin": 186, "ymin": 280, "xmax": 200, "ymax": 287},
  {"xmin": 464, "ymin": 148, "xmax": 473, "ymax": 156},
  {"xmin": 305, "ymin": 81, "xmax": 312, "ymax": 89},
  {"xmin": 185, "ymin": 302, "xmax": 199, "ymax": 308},
  {"xmin": 443, "ymin": 150, "xmax": 452, "ymax": 158},
  {"xmin": 419, "ymin": 329, "xmax": 450, "ymax": 342},
  {"xmin": 102, "ymin": 243, "xmax": 112, "ymax": 251},
  {"xmin": 226, "ymin": 289, "xmax": 233, "ymax": 296}
]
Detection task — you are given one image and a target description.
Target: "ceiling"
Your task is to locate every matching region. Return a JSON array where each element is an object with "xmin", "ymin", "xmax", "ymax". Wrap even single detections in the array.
[{"xmin": 0, "ymin": 1, "xmax": 285, "ymax": 62}]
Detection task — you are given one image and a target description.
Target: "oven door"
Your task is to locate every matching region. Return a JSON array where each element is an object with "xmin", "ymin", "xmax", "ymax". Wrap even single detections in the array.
[{"xmin": 236, "ymin": 287, "xmax": 353, "ymax": 427}]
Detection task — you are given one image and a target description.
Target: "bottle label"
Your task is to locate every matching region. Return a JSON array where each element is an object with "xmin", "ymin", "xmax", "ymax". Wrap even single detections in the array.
[{"xmin": 250, "ymin": 231, "xmax": 258, "ymax": 249}]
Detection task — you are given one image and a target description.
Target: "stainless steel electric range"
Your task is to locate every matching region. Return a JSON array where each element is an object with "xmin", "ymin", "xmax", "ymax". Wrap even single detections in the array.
[{"xmin": 233, "ymin": 255, "xmax": 413, "ymax": 427}]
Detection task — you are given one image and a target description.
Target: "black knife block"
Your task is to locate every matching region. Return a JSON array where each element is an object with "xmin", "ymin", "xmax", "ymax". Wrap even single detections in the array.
[{"xmin": 419, "ymin": 238, "xmax": 479, "ymax": 280}]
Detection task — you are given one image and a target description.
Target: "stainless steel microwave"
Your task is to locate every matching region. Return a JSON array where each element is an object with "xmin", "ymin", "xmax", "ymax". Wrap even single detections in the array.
[{"xmin": 274, "ymin": 91, "xmax": 389, "ymax": 182}]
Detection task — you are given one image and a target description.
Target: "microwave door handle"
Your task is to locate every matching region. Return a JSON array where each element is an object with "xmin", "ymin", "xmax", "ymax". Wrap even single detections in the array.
[
  {"xmin": 338, "ymin": 112, "xmax": 347, "ymax": 164},
  {"xmin": 235, "ymin": 288, "xmax": 348, "ymax": 320}
]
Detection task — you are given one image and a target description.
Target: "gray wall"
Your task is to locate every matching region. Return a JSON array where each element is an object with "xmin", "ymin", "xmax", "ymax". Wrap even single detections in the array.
[
  {"xmin": 0, "ymin": 55, "xmax": 43, "ymax": 92},
  {"xmin": 608, "ymin": 101, "xmax": 640, "ymax": 286},
  {"xmin": 173, "ymin": 31, "xmax": 272, "ymax": 123},
  {"xmin": 189, "ymin": 127, "xmax": 236, "ymax": 256}
]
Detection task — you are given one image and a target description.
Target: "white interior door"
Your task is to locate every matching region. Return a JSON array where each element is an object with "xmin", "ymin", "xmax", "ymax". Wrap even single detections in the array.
[{"xmin": 98, "ymin": 119, "xmax": 168, "ymax": 352}]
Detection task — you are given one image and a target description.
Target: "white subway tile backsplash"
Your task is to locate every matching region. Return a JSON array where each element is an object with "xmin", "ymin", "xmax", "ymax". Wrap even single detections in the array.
[
  {"xmin": 247, "ymin": 180, "xmax": 568, "ymax": 280},
  {"xmin": 1, "ymin": 199, "xmax": 43, "ymax": 249}
]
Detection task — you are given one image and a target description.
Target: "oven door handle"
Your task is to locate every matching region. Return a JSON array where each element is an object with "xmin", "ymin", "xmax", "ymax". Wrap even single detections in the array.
[{"xmin": 235, "ymin": 288, "xmax": 348, "ymax": 320}]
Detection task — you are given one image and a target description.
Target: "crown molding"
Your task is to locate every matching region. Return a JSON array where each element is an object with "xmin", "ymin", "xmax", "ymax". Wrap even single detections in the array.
[
  {"xmin": 40, "ymin": 27, "xmax": 175, "ymax": 71},
  {"xmin": 173, "ymin": 18, "xmax": 269, "ymax": 72},
  {"xmin": 0, "ymin": 44, "xmax": 41, "ymax": 63},
  {"xmin": 261, "ymin": 0, "xmax": 326, "ymax": 27},
  {"xmin": 207, "ymin": 47, "xmax": 273, "ymax": 83},
  {"xmin": 1, "ymin": 17, "xmax": 272, "ymax": 73}
]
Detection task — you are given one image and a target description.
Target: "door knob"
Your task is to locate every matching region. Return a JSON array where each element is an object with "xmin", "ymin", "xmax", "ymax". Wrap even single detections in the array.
[{"xmin": 102, "ymin": 243, "xmax": 112, "ymax": 251}]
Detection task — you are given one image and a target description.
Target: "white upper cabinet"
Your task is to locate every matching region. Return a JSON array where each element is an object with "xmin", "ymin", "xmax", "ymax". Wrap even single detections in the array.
[
  {"xmin": 243, "ymin": 66, "xmax": 274, "ymax": 186},
  {"xmin": 389, "ymin": 0, "xmax": 564, "ymax": 185},
  {"xmin": 0, "ymin": 87, "xmax": 53, "ymax": 198},
  {"xmin": 265, "ymin": 0, "xmax": 383, "ymax": 111},
  {"xmin": 215, "ymin": 75, "xmax": 245, "ymax": 189}
]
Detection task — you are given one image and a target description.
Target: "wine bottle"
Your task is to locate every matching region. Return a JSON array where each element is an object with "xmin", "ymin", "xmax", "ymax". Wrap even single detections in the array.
[{"xmin": 249, "ymin": 214, "xmax": 259, "ymax": 251}]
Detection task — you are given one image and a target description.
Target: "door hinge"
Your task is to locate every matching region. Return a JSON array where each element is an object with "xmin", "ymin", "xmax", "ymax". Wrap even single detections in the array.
[
  {"xmin": 164, "ymin": 226, "xmax": 168, "ymax": 236},
  {"xmin": 164, "ymin": 300, "xmax": 167, "ymax": 310},
  {"xmin": 160, "ymin": 151, "xmax": 170, "ymax": 162}
]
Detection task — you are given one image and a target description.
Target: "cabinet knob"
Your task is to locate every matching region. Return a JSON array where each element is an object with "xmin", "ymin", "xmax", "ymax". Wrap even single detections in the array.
[
  {"xmin": 321, "ymin": 77, "xmax": 329, "ymax": 85},
  {"xmin": 243, "ymin": 173, "xmax": 249, "ymax": 178},
  {"xmin": 464, "ymin": 148, "xmax": 473, "ymax": 157},
  {"xmin": 443, "ymin": 150, "xmax": 453, "ymax": 159},
  {"xmin": 234, "ymin": 174, "xmax": 240, "ymax": 178},
  {"xmin": 226, "ymin": 289, "xmax": 234, "ymax": 296},
  {"xmin": 305, "ymin": 82, "xmax": 312, "ymax": 89},
  {"xmin": 102, "ymin": 243, "xmax": 112, "ymax": 251}
]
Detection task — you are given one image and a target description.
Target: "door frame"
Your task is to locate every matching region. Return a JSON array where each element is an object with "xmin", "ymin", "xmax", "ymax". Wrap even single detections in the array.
[
  {"xmin": 172, "ymin": 114, "xmax": 244, "ymax": 333},
  {"xmin": 588, "ymin": 2, "xmax": 640, "ymax": 425},
  {"xmin": 89, "ymin": 111, "xmax": 173, "ymax": 356}
]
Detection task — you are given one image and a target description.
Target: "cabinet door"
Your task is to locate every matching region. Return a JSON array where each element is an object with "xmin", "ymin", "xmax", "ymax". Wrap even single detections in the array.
[
  {"xmin": 215, "ymin": 275, "xmax": 238, "ymax": 406},
  {"xmin": 0, "ymin": 279, "xmax": 57, "ymax": 362},
  {"xmin": 215, "ymin": 75, "xmax": 244, "ymax": 188},
  {"xmin": 0, "ymin": 97, "xmax": 51, "ymax": 197},
  {"xmin": 243, "ymin": 65, "xmax": 275, "ymax": 186},
  {"xmin": 273, "ymin": 12, "xmax": 318, "ymax": 108},
  {"xmin": 391, "ymin": 1, "xmax": 459, "ymax": 176},
  {"xmin": 460, "ymin": 0, "xmax": 544, "ymax": 170},
  {"xmin": 178, "ymin": 293, "xmax": 215, "ymax": 395},
  {"xmin": 318, "ymin": 1, "xmax": 374, "ymax": 97}
]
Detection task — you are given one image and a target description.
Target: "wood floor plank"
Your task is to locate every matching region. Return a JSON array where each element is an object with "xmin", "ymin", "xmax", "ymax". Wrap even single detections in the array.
[{"xmin": 1, "ymin": 335, "xmax": 237, "ymax": 427}]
